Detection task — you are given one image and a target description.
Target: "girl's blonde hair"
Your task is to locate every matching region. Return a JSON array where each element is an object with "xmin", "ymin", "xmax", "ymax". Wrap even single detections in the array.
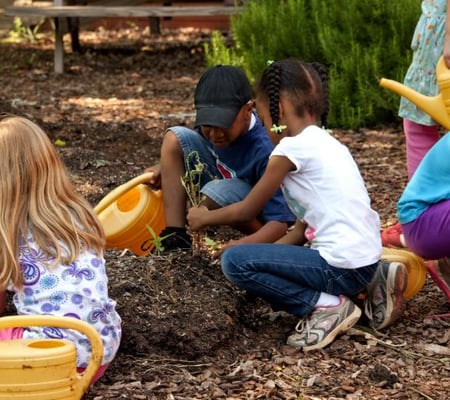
[{"xmin": 0, "ymin": 115, "xmax": 105, "ymax": 288}]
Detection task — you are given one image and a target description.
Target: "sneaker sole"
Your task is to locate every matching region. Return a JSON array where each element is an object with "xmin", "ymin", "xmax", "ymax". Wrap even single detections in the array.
[
  {"xmin": 301, "ymin": 306, "xmax": 362, "ymax": 352},
  {"xmin": 379, "ymin": 262, "xmax": 408, "ymax": 330}
]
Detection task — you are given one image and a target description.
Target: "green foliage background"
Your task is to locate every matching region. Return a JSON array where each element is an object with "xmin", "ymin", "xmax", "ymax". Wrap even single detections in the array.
[{"xmin": 205, "ymin": 0, "xmax": 421, "ymax": 129}]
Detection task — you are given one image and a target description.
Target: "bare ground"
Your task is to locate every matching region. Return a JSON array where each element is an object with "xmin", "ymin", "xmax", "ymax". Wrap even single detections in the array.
[{"xmin": 0, "ymin": 26, "xmax": 449, "ymax": 400}]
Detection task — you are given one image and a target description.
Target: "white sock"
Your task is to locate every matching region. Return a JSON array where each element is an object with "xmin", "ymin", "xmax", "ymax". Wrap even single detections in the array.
[
  {"xmin": 399, "ymin": 233, "xmax": 407, "ymax": 247},
  {"xmin": 315, "ymin": 292, "xmax": 341, "ymax": 308}
]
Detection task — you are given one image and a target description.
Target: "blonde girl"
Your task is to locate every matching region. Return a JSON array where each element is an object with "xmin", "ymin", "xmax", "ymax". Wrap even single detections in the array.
[{"xmin": 0, "ymin": 114, "xmax": 121, "ymax": 383}]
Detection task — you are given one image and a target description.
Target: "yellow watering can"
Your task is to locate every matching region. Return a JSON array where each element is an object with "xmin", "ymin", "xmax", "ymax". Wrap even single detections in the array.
[
  {"xmin": 380, "ymin": 55, "xmax": 450, "ymax": 129},
  {"xmin": 95, "ymin": 172, "xmax": 166, "ymax": 256},
  {"xmin": 381, "ymin": 247, "xmax": 427, "ymax": 299},
  {"xmin": 0, "ymin": 315, "xmax": 103, "ymax": 400}
]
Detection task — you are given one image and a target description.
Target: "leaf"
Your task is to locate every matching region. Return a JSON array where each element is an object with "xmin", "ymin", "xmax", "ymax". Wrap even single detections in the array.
[{"xmin": 54, "ymin": 139, "xmax": 66, "ymax": 146}]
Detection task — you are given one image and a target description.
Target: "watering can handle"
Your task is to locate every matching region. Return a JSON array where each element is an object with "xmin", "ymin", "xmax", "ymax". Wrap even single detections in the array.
[
  {"xmin": 94, "ymin": 172, "xmax": 155, "ymax": 215},
  {"xmin": 0, "ymin": 315, "xmax": 103, "ymax": 392}
]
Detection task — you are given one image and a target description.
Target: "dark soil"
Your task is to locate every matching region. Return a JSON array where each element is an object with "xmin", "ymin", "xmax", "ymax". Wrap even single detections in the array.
[{"xmin": 0, "ymin": 26, "xmax": 449, "ymax": 400}]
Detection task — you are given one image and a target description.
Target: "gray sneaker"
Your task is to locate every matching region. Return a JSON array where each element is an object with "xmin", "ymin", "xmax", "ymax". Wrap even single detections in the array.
[
  {"xmin": 365, "ymin": 261, "xmax": 408, "ymax": 330},
  {"xmin": 287, "ymin": 295, "xmax": 361, "ymax": 351}
]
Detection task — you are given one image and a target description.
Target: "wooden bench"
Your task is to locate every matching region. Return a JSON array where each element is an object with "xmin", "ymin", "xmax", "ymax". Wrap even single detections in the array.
[{"xmin": 5, "ymin": 2, "xmax": 241, "ymax": 73}]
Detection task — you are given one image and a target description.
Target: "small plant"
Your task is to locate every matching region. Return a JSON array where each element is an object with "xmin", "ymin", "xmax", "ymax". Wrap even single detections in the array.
[
  {"xmin": 180, "ymin": 151, "xmax": 218, "ymax": 256},
  {"xmin": 203, "ymin": 236, "xmax": 223, "ymax": 258},
  {"xmin": 181, "ymin": 151, "xmax": 207, "ymax": 256},
  {"xmin": 5, "ymin": 17, "xmax": 45, "ymax": 43},
  {"xmin": 146, "ymin": 225, "xmax": 174, "ymax": 255},
  {"xmin": 180, "ymin": 151, "xmax": 206, "ymax": 209}
]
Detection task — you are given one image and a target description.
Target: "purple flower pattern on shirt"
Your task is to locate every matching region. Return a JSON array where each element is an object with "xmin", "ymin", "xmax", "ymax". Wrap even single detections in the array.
[
  {"xmin": 62, "ymin": 261, "xmax": 95, "ymax": 284},
  {"xmin": 10, "ymin": 233, "xmax": 122, "ymax": 368}
]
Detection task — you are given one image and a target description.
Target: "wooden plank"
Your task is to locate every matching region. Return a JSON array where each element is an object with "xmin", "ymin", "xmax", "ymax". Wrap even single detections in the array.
[
  {"xmin": 5, "ymin": 5, "xmax": 241, "ymax": 18},
  {"xmin": 53, "ymin": 0, "xmax": 64, "ymax": 74},
  {"xmin": 4, "ymin": 3, "xmax": 240, "ymax": 74}
]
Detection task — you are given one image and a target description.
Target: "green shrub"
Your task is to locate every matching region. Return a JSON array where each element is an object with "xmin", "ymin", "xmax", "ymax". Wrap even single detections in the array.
[{"xmin": 205, "ymin": 0, "xmax": 420, "ymax": 129}]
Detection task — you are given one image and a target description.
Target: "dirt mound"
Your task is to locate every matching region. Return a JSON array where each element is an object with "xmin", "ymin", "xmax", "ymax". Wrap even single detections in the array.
[{"xmin": 109, "ymin": 249, "xmax": 265, "ymax": 361}]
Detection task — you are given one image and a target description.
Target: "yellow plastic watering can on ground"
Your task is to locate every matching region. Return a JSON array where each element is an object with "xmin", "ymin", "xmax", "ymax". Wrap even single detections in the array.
[
  {"xmin": 0, "ymin": 315, "xmax": 103, "ymax": 400},
  {"xmin": 381, "ymin": 247, "xmax": 427, "ymax": 299},
  {"xmin": 95, "ymin": 172, "xmax": 166, "ymax": 256},
  {"xmin": 380, "ymin": 56, "xmax": 450, "ymax": 129}
]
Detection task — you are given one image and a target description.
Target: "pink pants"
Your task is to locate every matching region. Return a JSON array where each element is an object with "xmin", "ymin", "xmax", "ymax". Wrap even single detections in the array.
[
  {"xmin": 0, "ymin": 327, "xmax": 24, "ymax": 340},
  {"xmin": 403, "ymin": 119, "xmax": 440, "ymax": 179},
  {"xmin": 78, "ymin": 364, "xmax": 109, "ymax": 384},
  {"xmin": 0, "ymin": 327, "xmax": 108, "ymax": 384}
]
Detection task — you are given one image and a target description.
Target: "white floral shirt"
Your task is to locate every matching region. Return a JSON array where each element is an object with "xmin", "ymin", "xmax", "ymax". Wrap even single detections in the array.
[{"xmin": 9, "ymin": 233, "xmax": 122, "ymax": 368}]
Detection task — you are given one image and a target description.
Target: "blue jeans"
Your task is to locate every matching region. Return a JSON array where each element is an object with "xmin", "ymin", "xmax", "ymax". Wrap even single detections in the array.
[{"xmin": 221, "ymin": 244, "xmax": 377, "ymax": 318}]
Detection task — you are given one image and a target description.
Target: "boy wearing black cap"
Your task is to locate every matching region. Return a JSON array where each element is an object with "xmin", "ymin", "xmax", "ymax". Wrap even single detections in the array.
[{"xmin": 146, "ymin": 65, "xmax": 295, "ymax": 251}]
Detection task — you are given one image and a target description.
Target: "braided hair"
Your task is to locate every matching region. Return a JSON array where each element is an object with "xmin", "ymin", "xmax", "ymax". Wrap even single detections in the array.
[
  {"xmin": 256, "ymin": 59, "xmax": 329, "ymax": 131},
  {"xmin": 308, "ymin": 61, "xmax": 329, "ymax": 127}
]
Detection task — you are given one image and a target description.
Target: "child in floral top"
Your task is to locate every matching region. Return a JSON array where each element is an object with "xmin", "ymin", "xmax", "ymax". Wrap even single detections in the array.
[
  {"xmin": 0, "ymin": 115, "xmax": 121, "ymax": 384},
  {"xmin": 383, "ymin": 0, "xmax": 450, "ymax": 247}
]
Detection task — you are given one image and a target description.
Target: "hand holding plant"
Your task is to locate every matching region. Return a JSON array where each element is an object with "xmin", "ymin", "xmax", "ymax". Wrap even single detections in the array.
[{"xmin": 186, "ymin": 205, "xmax": 209, "ymax": 232}]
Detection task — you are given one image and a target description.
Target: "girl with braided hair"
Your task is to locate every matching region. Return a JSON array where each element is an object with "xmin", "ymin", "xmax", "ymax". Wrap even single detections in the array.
[{"xmin": 188, "ymin": 59, "xmax": 407, "ymax": 350}]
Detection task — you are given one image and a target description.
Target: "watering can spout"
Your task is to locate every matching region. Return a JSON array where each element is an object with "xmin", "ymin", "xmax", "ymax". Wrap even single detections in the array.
[{"xmin": 379, "ymin": 56, "xmax": 450, "ymax": 130}]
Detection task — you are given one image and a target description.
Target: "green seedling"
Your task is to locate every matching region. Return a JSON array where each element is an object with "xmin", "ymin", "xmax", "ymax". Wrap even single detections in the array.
[
  {"xmin": 204, "ymin": 236, "xmax": 217, "ymax": 248},
  {"xmin": 146, "ymin": 225, "xmax": 174, "ymax": 255},
  {"xmin": 203, "ymin": 236, "xmax": 222, "ymax": 257}
]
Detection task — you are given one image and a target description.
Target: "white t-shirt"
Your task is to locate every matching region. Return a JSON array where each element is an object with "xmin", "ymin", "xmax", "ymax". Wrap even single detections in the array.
[{"xmin": 271, "ymin": 125, "xmax": 381, "ymax": 268}]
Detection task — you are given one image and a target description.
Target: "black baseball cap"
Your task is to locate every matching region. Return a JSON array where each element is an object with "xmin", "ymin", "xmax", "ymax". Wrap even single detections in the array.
[{"xmin": 194, "ymin": 65, "xmax": 253, "ymax": 129}]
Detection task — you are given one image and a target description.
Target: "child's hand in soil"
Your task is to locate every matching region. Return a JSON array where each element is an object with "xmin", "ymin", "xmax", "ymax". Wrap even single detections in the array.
[{"xmin": 187, "ymin": 205, "xmax": 209, "ymax": 231}]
